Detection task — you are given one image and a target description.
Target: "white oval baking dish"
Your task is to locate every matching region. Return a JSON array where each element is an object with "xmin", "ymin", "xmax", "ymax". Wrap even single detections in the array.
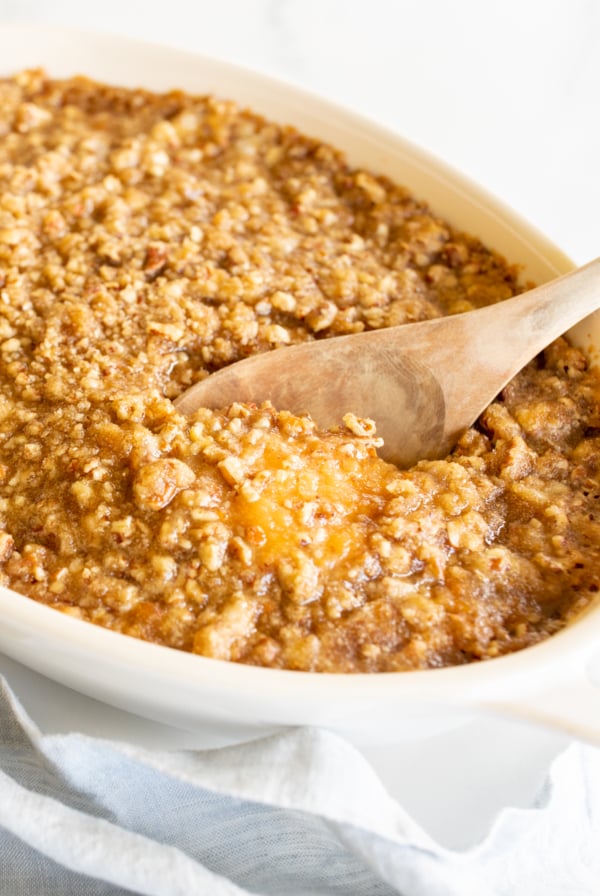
[{"xmin": 0, "ymin": 25, "xmax": 598, "ymax": 746}]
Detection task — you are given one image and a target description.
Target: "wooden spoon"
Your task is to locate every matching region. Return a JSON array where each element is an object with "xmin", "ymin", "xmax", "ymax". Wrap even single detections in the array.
[{"xmin": 175, "ymin": 257, "xmax": 600, "ymax": 467}]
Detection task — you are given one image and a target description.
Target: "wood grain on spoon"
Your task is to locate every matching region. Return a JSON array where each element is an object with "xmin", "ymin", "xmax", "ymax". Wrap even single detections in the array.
[{"xmin": 175, "ymin": 257, "xmax": 600, "ymax": 467}]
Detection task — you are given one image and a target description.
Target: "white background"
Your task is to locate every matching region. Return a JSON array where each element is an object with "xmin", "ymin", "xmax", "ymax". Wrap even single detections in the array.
[{"xmin": 0, "ymin": 0, "xmax": 598, "ymax": 850}]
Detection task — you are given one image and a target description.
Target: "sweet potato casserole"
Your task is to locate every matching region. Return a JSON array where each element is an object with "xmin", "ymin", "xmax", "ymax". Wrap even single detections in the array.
[{"xmin": 0, "ymin": 69, "xmax": 597, "ymax": 672}]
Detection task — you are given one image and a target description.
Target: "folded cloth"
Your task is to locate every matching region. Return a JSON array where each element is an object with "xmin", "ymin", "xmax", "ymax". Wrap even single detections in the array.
[{"xmin": 0, "ymin": 676, "xmax": 598, "ymax": 896}]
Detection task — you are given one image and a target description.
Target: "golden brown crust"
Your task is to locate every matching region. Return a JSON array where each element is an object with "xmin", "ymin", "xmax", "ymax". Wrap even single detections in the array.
[{"xmin": 0, "ymin": 70, "xmax": 596, "ymax": 672}]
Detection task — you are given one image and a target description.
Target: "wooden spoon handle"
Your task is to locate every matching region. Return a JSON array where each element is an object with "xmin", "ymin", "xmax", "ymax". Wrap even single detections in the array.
[
  {"xmin": 388, "ymin": 255, "xmax": 600, "ymax": 462},
  {"xmin": 477, "ymin": 254, "xmax": 600, "ymax": 374}
]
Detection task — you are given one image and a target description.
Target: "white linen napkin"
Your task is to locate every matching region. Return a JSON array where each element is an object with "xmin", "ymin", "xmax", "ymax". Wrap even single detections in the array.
[{"xmin": 0, "ymin": 675, "xmax": 597, "ymax": 896}]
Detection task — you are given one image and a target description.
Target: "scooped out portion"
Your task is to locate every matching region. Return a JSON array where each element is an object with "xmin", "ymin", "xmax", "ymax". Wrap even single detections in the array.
[{"xmin": 0, "ymin": 70, "xmax": 597, "ymax": 672}]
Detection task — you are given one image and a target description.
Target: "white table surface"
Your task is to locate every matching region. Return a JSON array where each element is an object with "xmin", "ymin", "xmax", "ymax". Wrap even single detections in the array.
[{"xmin": 0, "ymin": 0, "xmax": 598, "ymax": 851}]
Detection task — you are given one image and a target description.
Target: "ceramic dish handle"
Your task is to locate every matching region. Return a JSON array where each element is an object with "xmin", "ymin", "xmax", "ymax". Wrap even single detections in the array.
[{"xmin": 479, "ymin": 653, "xmax": 600, "ymax": 747}]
